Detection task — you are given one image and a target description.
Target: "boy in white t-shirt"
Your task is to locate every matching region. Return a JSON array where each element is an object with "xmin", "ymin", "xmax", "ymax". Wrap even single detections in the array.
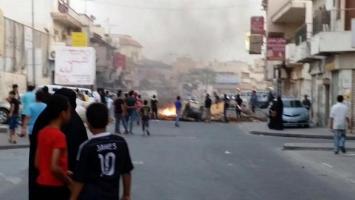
[{"xmin": 329, "ymin": 95, "xmax": 351, "ymax": 154}]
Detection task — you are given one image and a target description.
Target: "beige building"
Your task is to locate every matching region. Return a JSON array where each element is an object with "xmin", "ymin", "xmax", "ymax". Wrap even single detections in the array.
[{"xmin": 264, "ymin": 0, "xmax": 355, "ymax": 126}]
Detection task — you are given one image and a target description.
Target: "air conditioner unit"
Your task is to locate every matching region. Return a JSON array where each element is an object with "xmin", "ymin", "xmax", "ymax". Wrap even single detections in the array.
[{"xmin": 48, "ymin": 42, "xmax": 65, "ymax": 60}]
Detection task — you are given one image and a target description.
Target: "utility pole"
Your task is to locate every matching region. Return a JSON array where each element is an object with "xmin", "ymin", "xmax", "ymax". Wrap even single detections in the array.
[{"xmin": 31, "ymin": 0, "xmax": 36, "ymax": 86}]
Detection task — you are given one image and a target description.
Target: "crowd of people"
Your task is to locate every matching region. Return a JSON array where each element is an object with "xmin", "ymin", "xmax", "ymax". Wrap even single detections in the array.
[{"xmin": 4, "ymin": 85, "xmax": 136, "ymax": 200}]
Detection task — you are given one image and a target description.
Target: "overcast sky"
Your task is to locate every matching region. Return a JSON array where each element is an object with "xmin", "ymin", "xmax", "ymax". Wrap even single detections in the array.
[{"xmin": 71, "ymin": 0, "xmax": 263, "ymax": 63}]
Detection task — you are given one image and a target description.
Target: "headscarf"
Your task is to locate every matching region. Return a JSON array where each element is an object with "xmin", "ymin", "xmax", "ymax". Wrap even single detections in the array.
[{"xmin": 28, "ymin": 88, "xmax": 88, "ymax": 200}]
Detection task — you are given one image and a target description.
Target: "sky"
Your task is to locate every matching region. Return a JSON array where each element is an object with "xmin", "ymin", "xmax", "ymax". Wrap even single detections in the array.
[{"xmin": 71, "ymin": 0, "xmax": 264, "ymax": 63}]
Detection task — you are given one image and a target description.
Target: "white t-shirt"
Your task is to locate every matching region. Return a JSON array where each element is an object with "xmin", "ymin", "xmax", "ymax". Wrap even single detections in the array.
[
  {"xmin": 330, "ymin": 102, "xmax": 349, "ymax": 130},
  {"xmin": 93, "ymin": 91, "xmax": 101, "ymax": 103}
]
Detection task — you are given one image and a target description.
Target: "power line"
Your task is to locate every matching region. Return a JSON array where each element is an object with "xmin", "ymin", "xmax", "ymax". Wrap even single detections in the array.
[{"xmin": 90, "ymin": 0, "xmax": 252, "ymax": 11}]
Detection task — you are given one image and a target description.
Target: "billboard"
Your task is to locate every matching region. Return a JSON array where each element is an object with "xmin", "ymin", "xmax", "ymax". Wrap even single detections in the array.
[
  {"xmin": 267, "ymin": 37, "xmax": 286, "ymax": 61},
  {"xmin": 251, "ymin": 16, "xmax": 264, "ymax": 35},
  {"xmin": 55, "ymin": 47, "xmax": 96, "ymax": 85}
]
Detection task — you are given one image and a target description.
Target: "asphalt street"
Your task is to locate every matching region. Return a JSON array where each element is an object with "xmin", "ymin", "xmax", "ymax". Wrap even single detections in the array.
[{"xmin": 1, "ymin": 121, "xmax": 355, "ymax": 200}]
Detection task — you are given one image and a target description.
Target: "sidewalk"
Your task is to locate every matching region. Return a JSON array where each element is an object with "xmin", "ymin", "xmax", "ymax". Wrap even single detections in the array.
[
  {"xmin": 238, "ymin": 122, "xmax": 355, "ymax": 140},
  {"xmin": 0, "ymin": 125, "xmax": 29, "ymax": 150}
]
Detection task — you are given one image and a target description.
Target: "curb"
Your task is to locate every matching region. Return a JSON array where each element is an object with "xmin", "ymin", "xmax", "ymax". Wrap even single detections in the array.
[
  {"xmin": 283, "ymin": 143, "xmax": 355, "ymax": 151},
  {"xmin": 250, "ymin": 131, "xmax": 355, "ymax": 140},
  {"xmin": 0, "ymin": 144, "xmax": 29, "ymax": 150}
]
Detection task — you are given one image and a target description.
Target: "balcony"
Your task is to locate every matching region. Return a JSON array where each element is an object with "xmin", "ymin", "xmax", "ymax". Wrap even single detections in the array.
[
  {"xmin": 271, "ymin": 0, "xmax": 308, "ymax": 23},
  {"xmin": 51, "ymin": 1, "xmax": 84, "ymax": 29},
  {"xmin": 311, "ymin": 31, "xmax": 355, "ymax": 55}
]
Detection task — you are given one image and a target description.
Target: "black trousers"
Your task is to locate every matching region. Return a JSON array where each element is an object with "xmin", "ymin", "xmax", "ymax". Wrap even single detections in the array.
[{"xmin": 35, "ymin": 185, "xmax": 69, "ymax": 200}]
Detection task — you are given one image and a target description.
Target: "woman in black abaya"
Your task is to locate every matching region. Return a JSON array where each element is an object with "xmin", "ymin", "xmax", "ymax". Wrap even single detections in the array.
[{"xmin": 28, "ymin": 88, "xmax": 88, "ymax": 200}]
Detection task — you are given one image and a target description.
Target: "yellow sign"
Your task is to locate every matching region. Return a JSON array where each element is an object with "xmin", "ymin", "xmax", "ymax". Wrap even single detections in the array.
[{"xmin": 71, "ymin": 32, "xmax": 88, "ymax": 47}]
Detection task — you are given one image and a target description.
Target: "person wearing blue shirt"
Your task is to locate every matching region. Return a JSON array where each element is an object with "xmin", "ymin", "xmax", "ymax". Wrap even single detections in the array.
[
  {"xmin": 21, "ymin": 85, "xmax": 36, "ymax": 127},
  {"xmin": 175, "ymin": 96, "xmax": 182, "ymax": 127},
  {"xmin": 21, "ymin": 90, "xmax": 46, "ymax": 137}
]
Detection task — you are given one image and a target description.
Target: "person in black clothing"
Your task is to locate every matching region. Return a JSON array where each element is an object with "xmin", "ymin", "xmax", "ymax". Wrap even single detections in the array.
[
  {"xmin": 98, "ymin": 88, "xmax": 107, "ymax": 105},
  {"xmin": 41, "ymin": 86, "xmax": 52, "ymax": 104},
  {"xmin": 113, "ymin": 90, "xmax": 128, "ymax": 134},
  {"xmin": 235, "ymin": 94, "xmax": 243, "ymax": 119},
  {"xmin": 150, "ymin": 95, "xmax": 158, "ymax": 120},
  {"xmin": 71, "ymin": 103, "xmax": 133, "ymax": 200},
  {"xmin": 223, "ymin": 94, "xmax": 230, "ymax": 122},
  {"xmin": 28, "ymin": 88, "xmax": 88, "ymax": 200},
  {"xmin": 204, "ymin": 94, "xmax": 212, "ymax": 122},
  {"xmin": 268, "ymin": 96, "xmax": 284, "ymax": 130},
  {"xmin": 8, "ymin": 91, "xmax": 20, "ymax": 144},
  {"xmin": 302, "ymin": 95, "xmax": 311, "ymax": 110}
]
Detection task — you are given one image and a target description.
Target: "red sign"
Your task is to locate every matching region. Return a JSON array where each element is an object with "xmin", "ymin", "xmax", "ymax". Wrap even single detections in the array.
[
  {"xmin": 251, "ymin": 16, "xmax": 264, "ymax": 35},
  {"xmin": 114, "ymin": 53, "xmax": 126, "ymax": 69},
  {"xmin": 267, "ymin": 37, "xmax": 286, "ymax": 61}
]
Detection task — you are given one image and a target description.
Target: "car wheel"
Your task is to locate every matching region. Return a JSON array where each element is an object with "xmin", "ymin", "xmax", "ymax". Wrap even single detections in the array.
[{"xmin": 0, "ymin": 108, "xmax": 9, "ymax": 124}]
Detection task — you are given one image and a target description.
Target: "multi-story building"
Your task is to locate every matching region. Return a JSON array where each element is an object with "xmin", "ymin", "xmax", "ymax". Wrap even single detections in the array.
[{"xmin": 264, "ymin": 0, "xmax": 355, "ymax": 126}]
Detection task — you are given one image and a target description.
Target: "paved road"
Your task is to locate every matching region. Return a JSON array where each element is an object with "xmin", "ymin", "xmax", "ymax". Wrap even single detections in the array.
[{"xmin": 1, "ymin": 121, "xmax": 355, "ymax": 200}]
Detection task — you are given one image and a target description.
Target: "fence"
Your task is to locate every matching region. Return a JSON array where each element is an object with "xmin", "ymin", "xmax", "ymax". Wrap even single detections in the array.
[{"xmin": 1, "ymin": 17, "xmax": 50, "ymax": 80}]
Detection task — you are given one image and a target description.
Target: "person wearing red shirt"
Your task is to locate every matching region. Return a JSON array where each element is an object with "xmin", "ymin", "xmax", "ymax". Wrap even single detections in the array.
[{"xmin": 35, "ymin": 94, "xmax": 72, "ymax": 200}]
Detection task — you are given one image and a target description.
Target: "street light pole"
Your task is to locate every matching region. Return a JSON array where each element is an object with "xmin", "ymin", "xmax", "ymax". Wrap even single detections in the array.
[{"xmin": 31, "ymin": 0, "xmax": 36, "ymax": 86}]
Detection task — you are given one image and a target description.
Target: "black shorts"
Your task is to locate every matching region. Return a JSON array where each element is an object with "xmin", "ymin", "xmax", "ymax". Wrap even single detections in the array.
[{"xmin": 35, "ymin": 185, "xmax": 69, "ymax": 200}]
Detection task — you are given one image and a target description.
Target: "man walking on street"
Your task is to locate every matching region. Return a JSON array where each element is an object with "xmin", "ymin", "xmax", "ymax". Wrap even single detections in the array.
[
  {"xmin": 150, "ymin": 95, "xmax": 159, "ymax": 120},
  {"xmin": 175, "ymin": 96, "xmax": 182, "ymax": 127},
  {"xmin": 223, "ymin": 94, "xmax": 230, "ymax": 122},
  {"xmin": 113, "ymin": 90, "xmax": 128, "ymax": 134},
  {"xmin": 204, "ymin": 94, "xmax": 212, "ymax": 123},
  {"xmin": 126, "ymin": 91, "xmax": 137, "ymax": 134},
  {"xmin": 330, "ymin": 95, "xmax": 351, "ymax": 154}
]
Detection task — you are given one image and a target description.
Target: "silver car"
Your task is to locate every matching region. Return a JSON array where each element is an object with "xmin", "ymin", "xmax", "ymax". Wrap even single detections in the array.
[
  {"xmin": 282, "ymin": 98, "xmax": 310, "ymax": 127},
  {"xmin": 0, "ymin": 100, "xmax": 10, "ymax": 124}
]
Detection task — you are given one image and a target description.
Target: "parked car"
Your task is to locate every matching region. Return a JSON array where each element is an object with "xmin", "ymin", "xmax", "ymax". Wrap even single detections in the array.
[
  {"xmin": 0, "ymin": 100, "xmax": 10, "ymax": 124},
  {"xmin": 282, "ymin": 98, "xmax": 310, "ymax": 127}
]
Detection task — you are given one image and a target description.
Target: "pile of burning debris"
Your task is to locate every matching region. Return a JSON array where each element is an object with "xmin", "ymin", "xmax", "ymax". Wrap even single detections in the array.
[{"xmin": 158, "ymin": 102, "xmax": 266, "ymax": 122}]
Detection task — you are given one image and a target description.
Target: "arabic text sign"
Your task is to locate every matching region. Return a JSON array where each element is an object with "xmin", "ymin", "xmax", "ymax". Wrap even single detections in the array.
[
  {"xmin": 55, "ymin": 47, "xmax": 96, "ymax": 85},
  {"xmin": 267, "ymin": 37, "xmax": 286, "ymax": 61}
]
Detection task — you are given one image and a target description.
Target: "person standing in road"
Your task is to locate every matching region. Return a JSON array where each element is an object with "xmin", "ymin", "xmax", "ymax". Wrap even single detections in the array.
[
  {"xmin": 223, "ymin": 94, "xmax": 230, "ymax": 122},
  {"xmin": 150, "ymin": 95, "xmax": 159, "ymax": 120},
  {"xmin": 175, "ymin": 96, "xmax": 182, "ymax": 127},
  {"xmin": 21, "ymin": 85, "xmax": 36, "ymax": 133},
  {"xmin": 268, "ymin": 96, "xmax": 284, "ymax": 130},
  {"xmin": 204, "ymin": 94, "xmax": 212, "ymax": 123},
  {"xmin": 140, "ymin": 100, "xmax": 151, "ymax": 136},
  {"xmin": 250, "ymin": 90, "xmax": 258, "ymax": 113},
  {"xmin": 125, "ymin": 91, "xmax": 137, "ymax": 134},
  {"xmin": 330, "ymin": 95, "xmax": 351, "ymax": 154},
  {"xmin": 113, "ymin": 90, "xmax": 128, "ymax": 134},
  {"xmin": 34, "ymin": 95, "xmax": 72, "ymax": 200},
  {"xmin": 235, "ymin": 94, "xmax": 243, "ymax": 119},
  {"xmin": 302, "ymin": 95, "xmax": 311, "ymax": 110},
  {"xmin": 29, "ymin": 88, "xmax": 88, "ymax": 200},
  {"xmin": 70, "ymin": 103, "xmax": 133, "ymax": 200},
  {"xmin": 41, "ymin": 86, "xmax": 52, "ymax": 104},
  {"xmin": 11, "ymin": 84, "xmax": 20, "ymax": 100},
  {"xmin": 8, "ymin": 91, "xmax": 20, "ymax": 144},
  {"xmin": 22, "ymin": 90, "xmax": 47, "ymax": 138}
]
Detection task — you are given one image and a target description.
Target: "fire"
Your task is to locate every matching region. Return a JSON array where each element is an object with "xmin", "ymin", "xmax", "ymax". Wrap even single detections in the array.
[{"xmin": 159, "ymin": 105, "xmax": 176, "ymax": 117}]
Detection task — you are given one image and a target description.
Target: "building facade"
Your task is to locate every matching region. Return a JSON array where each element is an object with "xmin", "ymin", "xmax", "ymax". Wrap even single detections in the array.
[{"xmin": 264, "ymin": 0, "xmax": 355, "ymax": 126}]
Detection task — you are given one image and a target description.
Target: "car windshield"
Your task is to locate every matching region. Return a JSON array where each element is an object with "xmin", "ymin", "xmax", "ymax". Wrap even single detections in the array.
[{"xmin": 283, "ymin": 100, "xmax": 303, "ymax": 108}]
